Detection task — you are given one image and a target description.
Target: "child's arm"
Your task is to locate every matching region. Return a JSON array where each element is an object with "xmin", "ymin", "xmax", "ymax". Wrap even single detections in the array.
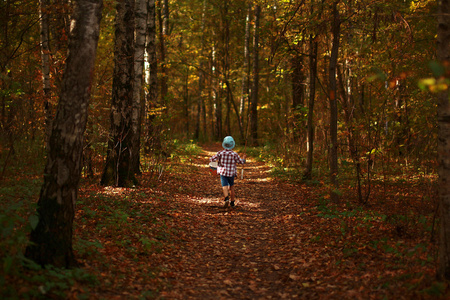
[{"xmin": 237, "ymin": 153, "xmax": 246, "ymax": 164}]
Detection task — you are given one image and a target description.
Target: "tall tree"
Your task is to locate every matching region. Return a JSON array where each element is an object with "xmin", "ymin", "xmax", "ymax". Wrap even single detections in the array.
[
  {"xmin": 437, "ymin": 0, "xmax": 450, "ymax": 281},
  {"xmin": 39, "ymin": 0, "xmax": 52, "ymax": 146},
  {"xmin": 240, "ymin": 4, "xmax": 251, "ymax": 139},
  {"xmin": 194, "ymin": 0, "xmax": 207, "ymax": 141},
  {"xmin": 25, "ymin": 0, "xmax": 103, "ymax": 268},
  {"xmin": 131, "ymin": 0, "xmax": 147, "ymax": 174},
  {"xmin": 250, "ymin": 5, "xmax": 261, "ymax": 146},
  {"xmin": 291, "ymin": 51, "xmax": 305, "ymax": 142},
  {"xmin": 304, "ymin": 33, "xmax": 318, "ymax": 180},
  {"xmin": 145, "ymin": 0, "xmax": 159, "ymax": 151},
  {"xmin": 212, "ymin": 40, "xmax": 222, "ymax": 139},
  {"xmin": 328, "ymin": 1, "xmax": 340, "ymax": 200},
  {"xmin": 101, "ymin": 0, "xmax": 136, "ymax": 187},
  {"xmin": 158, "ymin": 0, "xmax": 169, "ymax": 105}
]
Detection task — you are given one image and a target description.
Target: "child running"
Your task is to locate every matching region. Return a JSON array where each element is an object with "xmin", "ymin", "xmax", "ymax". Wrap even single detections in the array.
[{"xmin": 210, "ymin": 136, "xmax": 246, "ymax": 207}]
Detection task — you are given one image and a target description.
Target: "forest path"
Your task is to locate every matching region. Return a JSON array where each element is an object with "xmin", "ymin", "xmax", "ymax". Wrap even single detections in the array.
[{"xmin": 156, "ymin": 144, "xmax": 330, "ymax": 299}]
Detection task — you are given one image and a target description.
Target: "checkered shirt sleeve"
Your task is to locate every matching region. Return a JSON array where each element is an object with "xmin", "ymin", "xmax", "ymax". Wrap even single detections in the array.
[{"xmin": 210, "ymin": 150, "xmax": 245, "ymax": 177}]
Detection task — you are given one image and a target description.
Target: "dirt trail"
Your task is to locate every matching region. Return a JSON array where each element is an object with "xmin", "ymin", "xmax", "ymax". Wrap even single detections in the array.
[{"xmin": 157, "ymin": 145, "xmax": 326, "ymax": 299}]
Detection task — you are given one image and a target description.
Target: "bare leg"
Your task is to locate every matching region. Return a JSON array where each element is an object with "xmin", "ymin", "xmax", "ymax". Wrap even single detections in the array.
[
  {"xmin": 229, "ymin": 185, "xmax": 235, "ymax": 202},
  {"xmin": 222, "ymin": 186, "xmax": 229, "ymax": 198},
  {"xmin": 222, "ymin": 185, "xmax": 230, "ymax": 207}
]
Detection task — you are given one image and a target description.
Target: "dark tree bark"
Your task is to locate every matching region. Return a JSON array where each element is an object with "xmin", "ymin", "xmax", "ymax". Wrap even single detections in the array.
[
  {"xmin": 250, "ymin": 5, "xmax": 261, "ymax": 146},
  {"xmin": 25, "ymin": 0, "xmax": 103, "ymax": 268},
  {"xmin": 437, "ymin": 0, "xmax": 450, "ymax": 281},
  {"xmin": 328, "ymin": 1, "xmax": 340, "ymax": 201},
  {"xmin": 39, "ymin": 0, "xmax": 52, "ymax": 147},
  {"xmin": 101, "ymin": 0, "xmax": 136, "ymax": 187}
]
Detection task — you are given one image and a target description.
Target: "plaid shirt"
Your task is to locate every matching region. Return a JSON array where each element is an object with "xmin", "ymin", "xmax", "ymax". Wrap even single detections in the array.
[{"xmin": 210, "ymin": 149, "xmax": 245, "ymax": 177}]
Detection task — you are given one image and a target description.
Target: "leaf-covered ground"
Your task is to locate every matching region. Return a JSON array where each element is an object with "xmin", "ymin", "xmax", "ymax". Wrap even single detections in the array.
[{"xmin": 67, "ymin": 144, "xmax": 448, "ymax": 299}]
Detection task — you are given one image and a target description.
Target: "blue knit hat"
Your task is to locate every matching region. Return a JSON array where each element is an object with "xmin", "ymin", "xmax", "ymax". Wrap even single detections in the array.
[{"xmin": 222, "ymin": 136, "xmax": 235, "ymax": 150}]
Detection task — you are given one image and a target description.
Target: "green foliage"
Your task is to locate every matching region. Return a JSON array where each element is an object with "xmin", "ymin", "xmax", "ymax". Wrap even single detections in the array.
[{"xmin": 172, "ymin": 139, "xmax": 202, "ymax": 158}]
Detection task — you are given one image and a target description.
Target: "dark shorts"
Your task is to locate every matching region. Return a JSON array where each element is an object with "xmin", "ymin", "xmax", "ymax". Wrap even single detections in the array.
[{"xmin": 220, "ymin": 175, "xmax": 235, "ymax": 187}]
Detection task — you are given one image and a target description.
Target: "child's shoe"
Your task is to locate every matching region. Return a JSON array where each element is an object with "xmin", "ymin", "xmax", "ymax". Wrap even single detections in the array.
[
  {"xmin": 224, "ymin": 196, "xmax": 230, "ymax": 208},
  {"xmin": 230, "ymin": 201, "xmax": 235, "ymax": 207}
]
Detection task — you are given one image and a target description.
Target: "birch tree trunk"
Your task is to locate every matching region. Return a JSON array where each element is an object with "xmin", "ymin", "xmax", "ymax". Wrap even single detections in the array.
[
  {"xmin": 101, "ymin": 0, "xmax": 136, "ymax": 187},
  {"xmin": 437, "ymin": 0, "xmax": 450, "ymax": 281},
  {"xmin": 329, "ymin": 2, "xmax": 340, "ymax": 201},
  {"xmin": 25, "ymin": 0, "xmax": 102, "ymax": 268},
  {"xmin": 250, "ymin": 5, "xmax": 261, "ymax": 146},
  {"xmin": 131, "ymin": 0, "xmax": 147, "ymax": 174},
  {"xmin": 145, "ymin": 0, "xmax": 159, "ymax": 151}
]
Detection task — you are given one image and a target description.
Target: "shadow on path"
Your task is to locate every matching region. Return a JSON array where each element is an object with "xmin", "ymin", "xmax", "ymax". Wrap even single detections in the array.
[{"xmin": 157, "ymin": 145, "xmax": 316, "ymax": 299}]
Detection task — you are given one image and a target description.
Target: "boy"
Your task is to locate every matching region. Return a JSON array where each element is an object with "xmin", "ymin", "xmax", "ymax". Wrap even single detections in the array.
[{"xmin": 210, "ymin": 136, "xmax": 246, "ymax": 207}]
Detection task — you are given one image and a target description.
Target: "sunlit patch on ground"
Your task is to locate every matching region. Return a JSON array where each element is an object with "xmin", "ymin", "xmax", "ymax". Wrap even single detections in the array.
[
  {"xmin": 101, "ymin": 186, "xmax": 129, "ymax": 196},
  {"xmin": 187, "ymin": 196, "xmax": 219, "ymax": 205}
]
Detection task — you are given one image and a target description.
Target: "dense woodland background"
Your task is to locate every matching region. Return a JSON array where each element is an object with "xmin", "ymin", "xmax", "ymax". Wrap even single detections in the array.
[
  {"xmin": 2, "ymin": 0, "xmax": 450, "ymax": 298},
  {"xmin": 0, "ymin": 0, "xmax": 438, "ymax": 178}
]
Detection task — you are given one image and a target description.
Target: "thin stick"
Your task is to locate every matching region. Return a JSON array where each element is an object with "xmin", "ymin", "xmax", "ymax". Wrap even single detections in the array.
[{"xmin": 241, "ymin": 111, "xmax": 251, "ymax": 179}]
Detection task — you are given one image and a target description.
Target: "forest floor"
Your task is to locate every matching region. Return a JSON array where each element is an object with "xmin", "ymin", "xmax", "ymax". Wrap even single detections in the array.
[
  {"xmin": 2, "ymin": 144, "xmax": 448, "ymax": 299},
  {"xmin": 72, "ymin": 144, "xmax": 447, "ymax": 299}
]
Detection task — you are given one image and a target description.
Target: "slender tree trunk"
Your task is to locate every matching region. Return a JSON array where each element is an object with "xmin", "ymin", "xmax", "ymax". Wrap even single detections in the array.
[
  {"xmin": 183, "ymin": 69, "xmax": 189, "ymax": 136},
  {"xmin": 25, "ymin": 0, "xmax": 102, "ymax": 268},
  {"xmin": 329, "ymin": 1, "xmax": 340, "ymax": 201},
  {"xmin": 437, "ymin": 0, "xmax": 450, "ymax": 281},
  {"xmin": 250, "ymin": 5, "xmax": 261, "ymax": 146},
  {"xmin": 240, "ymin": 4, "xmax": 251, "ymax": 134},
  {"xmin": 101, "ymin": 0, "xmax": 136, "ymax": 187},
  {"xmin": 131, "ymin": 0, "xmax": 147, "ymax": 174},
  {"xmin": 291, "ymin": 52, "xmax": 305, "ymax": 143},
  {"xmin": 212, "ymin": 41, "xmax": 222, "ymax": 139},
  {"xmin": 158, "ymin": 0, "xmax": 168, "ymax": 106},
  {"xmin": 40, "ymin": 0, "xmax": 52, "ymax": 147},
  {"xmin": 194, "ymin": 0, "xmax": 207, "ymax": 141},
  {"xmin": 145, "ymin": 0, "xmax": 159, "ymax": 152},
  {"xmin": 304, "ymin": 36, "xmax": 317, "ymax": 180}
]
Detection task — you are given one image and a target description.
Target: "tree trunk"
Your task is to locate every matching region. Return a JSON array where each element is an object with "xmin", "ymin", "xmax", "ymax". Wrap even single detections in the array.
[
  {"xmin": 291, "ymin": 52, "xmax": 305, "ymax": 143},
  {"xmin": 101, "ymin": 0, "xmax": 136, "ymax": 187},
  {"xmin": 25, "ymin": 0, "xmax": 102, "ymax": 268},
  {"xmin": 223, "ymin": 2, "xmax": 231, "ymax": 136},
  {"xmin": 328, "ymin": 1, "xmax": 340, "ymax": 201},
  {"xmin": 304, "ymin": 35, "xmax": 317, "ymax": 180},
  {"xmin": 131, "ymin": 0, "xmax": 147, "ymax": 174},
  {"xmin": 145, "ymin": 0, "xmax": 159, "ymax": 152},
  {"xmin": 212, "ymin": 41, "xmax": 222, "ymax": 139},
  {"xmin": 437, "ymin": 0, "xmax": 450, "ymax": 281},
  {"xmin": 194, "ymin": 0, "xmax": 207, "ymax": 141},
  {"xmin": 240, "ymin": 4, "xmax": 251, "ymax": 137},
  {"xmin": 40, "ymin": 0, "xmax": 52, "ymax": 148},
  {"xmin": 250, "ymin": 5, "xmax": 261, "ymax": 146},
  {"xmin": 158, "ymin": 0, "xmax": 168, "ymax": 106}
]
